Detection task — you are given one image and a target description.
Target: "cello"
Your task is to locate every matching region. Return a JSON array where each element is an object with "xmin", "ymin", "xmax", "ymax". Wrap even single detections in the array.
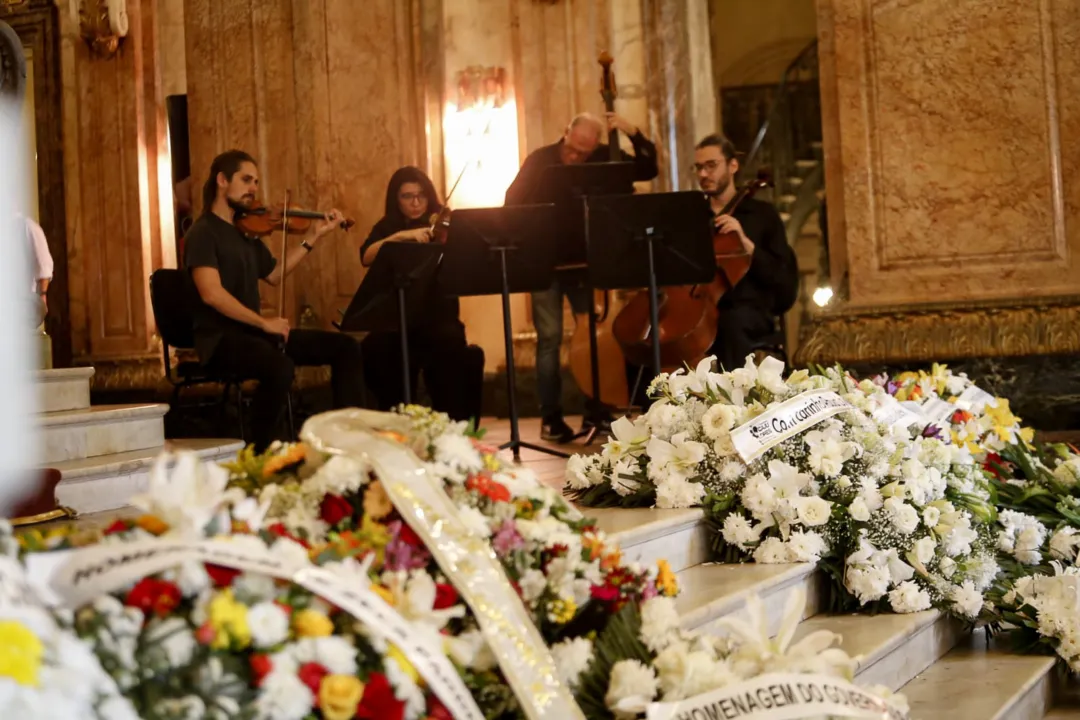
[
  {"xmin": 567, "ymin": 51, "xmax": 630, "ymax": 410},
  {"xmin": 611, "ymin": 179, "xmax": 767, "ymax": 370}
]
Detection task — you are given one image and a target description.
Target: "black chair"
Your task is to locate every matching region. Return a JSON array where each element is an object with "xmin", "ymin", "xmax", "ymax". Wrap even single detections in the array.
[{"xmin": 149, "ymin": 268, "xmax": 294, "ymax": 442}]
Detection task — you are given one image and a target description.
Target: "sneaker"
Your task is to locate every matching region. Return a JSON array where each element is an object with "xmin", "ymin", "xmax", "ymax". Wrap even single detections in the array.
[{"xmin": 541, "ymin": 416, "xmax": 576, "ymax": 444}]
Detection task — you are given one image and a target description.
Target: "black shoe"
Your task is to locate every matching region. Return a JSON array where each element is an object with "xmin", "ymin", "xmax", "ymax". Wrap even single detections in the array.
[
  {"xmin": 541, "ymin": 416, "xmax": 576, "ymax": 444},
  {"xmin": 581, "ymin": 414, "xmax": 613, "ymax": 436}
]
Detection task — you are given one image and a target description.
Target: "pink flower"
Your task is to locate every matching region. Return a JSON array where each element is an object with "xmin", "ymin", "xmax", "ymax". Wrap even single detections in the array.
[{"xmin": 492, "ymin": 521, "xmax": 525, "ymax": 557}]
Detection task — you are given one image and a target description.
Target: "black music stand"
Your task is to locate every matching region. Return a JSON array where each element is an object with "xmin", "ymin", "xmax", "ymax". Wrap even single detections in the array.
[
  {"xmin": 538, "ymin": 161, "xmax": 640, "ymax": 444},
  {"xmin": 338, "ymin": 243, "xmax": 443, "ymax": 404},
  {"xmin": 586, "ymin": 191, "xmax": 716, "ymax": 376},
  {"xmin": 438, "ymin": 204, "xmax": 561, "ymax": 462}
]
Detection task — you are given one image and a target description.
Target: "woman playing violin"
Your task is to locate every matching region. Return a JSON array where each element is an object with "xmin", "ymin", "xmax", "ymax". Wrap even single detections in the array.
[{"xmin": 358, "ymin": 166, "xmax": 484, "ymax": 424}]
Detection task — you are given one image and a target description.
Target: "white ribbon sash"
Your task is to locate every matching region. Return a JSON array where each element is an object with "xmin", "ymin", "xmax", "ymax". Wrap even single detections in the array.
[
  {"xmin": 645, "ymin": 672, "xmax": 908, "ymax": 720},
  {"xmin": 870, "ymin": 396, "xmax": 925, "ymax": 431},
  {"xmin": 731, "ymin": 390, "xmax": 856, "ymax": 463},
  {"xmin": 302, "ymin": 409, "xmax": 585, "ymax": 720}
]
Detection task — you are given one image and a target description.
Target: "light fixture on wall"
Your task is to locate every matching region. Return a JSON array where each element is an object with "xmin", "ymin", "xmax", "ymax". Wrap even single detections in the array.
[
  {"xmin": 79, "ymin": 0, "xmax": 129, "ymax": 59},
  {"xmin": 443, "ymin": 66, "xmax": 519, "ymax": 209}
]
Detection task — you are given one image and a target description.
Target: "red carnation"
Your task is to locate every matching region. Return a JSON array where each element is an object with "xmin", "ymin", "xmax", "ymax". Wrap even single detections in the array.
[
  {"xmin": 433, "ymin": 583, "xmax": 459, "ymax": 610},
  {"xmin": 320, "ymin": 494, "xmax": 354, "ymax": 526},
  {"xmin": 427, "ymin": 696, "xmax": 455, "ymax": 720},
  {"xmin": 398, "ymin": 522, "xmax": 423, "ymax": 548},
  {"xmin": 590, "ymin": 584, "xmax": 620, "ymax": 603},
  {"xmin": 125, "ymin": 577, "xmax": 181, "ymax": 617},
  {"xmin": 357, "ymin": 672, "xmax": 406, "ymax": 720},
  {"xmin": 297, "ymin": 662, "xmax": 329, "ymax": 696},
  {"xmin": 103, "ymin": 519, "xmax": 129, "ymax": 535},
  {"xmin": 266, "ymin": 522, "xmax": 310, "ymax": 548},
  {"xmin": 205, "ymin": 563, "xmax": 241, "ymax": 587},
  {"xmin": 249, "ymin": 654, "xmax": 273, "ymax": 686}
]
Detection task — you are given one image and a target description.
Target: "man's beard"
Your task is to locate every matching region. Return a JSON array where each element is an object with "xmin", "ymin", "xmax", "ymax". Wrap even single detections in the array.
[
  {"xmin": 226, "ymin": 194, "xmax": 255, "ymax": 212},
  {"xmin": 711, "ymin": 173, "xmax": 732, "ymax": 195}
]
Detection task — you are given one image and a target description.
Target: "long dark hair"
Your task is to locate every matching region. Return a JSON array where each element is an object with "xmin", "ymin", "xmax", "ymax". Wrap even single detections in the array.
[
  {"xmin": 201, "ymin": 149, "xmax": 256, "ymax": 214},
  {"xmin": 382, "ymin": 166, "xmax": 442, "ymax": 229}
]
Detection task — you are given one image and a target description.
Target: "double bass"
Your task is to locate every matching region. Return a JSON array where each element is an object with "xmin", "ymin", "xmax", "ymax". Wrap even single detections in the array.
[
  {"xmin": 567, "ymin": 52, "xmax": 630, "ymax": 410},
  {"xmin": 611, "ymin": 179, "xmax": 767, "ymax": 371}
]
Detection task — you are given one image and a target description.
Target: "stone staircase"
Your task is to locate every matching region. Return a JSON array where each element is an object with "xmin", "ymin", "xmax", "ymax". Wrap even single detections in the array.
[
  {"xmin": 35, "ymin": 368, "xmax": 243, "ymax": 515},
  {"xmin": 590, "ymin": 506, "xmax": 1076, "ymax": 719}
]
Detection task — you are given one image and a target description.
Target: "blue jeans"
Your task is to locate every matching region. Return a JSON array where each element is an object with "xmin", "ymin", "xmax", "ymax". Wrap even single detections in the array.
[{"xmin": 530, "ymin": 279, "xmax": 603, "ymax": 419}]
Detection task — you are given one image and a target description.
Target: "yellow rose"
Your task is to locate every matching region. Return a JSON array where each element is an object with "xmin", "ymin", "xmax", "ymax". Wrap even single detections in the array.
[
  {"xmin": 0, "ymin": 621, "xmax": 43, "ymax": 686},
  {"xmin": 293, "ymin": 608, "xmax": 334, "ymax": 637},
  {"xmin": 318, "ymin": 674, "xmax": 365, "ymax": 720},
  {"xmin": 208, "ymin": 590, "xmax": 251, "ymax": 649},
  {"xmin": 363, "ymin": 481, "xmax": 393, "ymax": 520}
]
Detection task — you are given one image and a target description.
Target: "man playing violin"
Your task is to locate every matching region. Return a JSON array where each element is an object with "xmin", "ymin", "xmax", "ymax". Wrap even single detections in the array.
[
  {"xmin": 184, "ymin": 149, "xmax": 365, "ymax": 451},
  {"xmin": 694, "ymin": 134, "xmax": 798, "ymax": 371},
  {"xmin": 505, "ymin": 112, "xmax": 658, "ymax": 443},
  {"xmin": 358, "ymin": 166, "xmax": 484, "ymax": 424}
]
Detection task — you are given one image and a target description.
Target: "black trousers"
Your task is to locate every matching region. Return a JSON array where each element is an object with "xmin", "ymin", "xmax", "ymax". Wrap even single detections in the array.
[
  {"xmin": 208, "ymin": 328, "xmax": 365, "ymax": 451},
  {"xmin": 628, "ymin": 303, "xmax": 776, "ymax": 408},
  {"xmin": 361, "ymin": 323, "xmax": 484, "ymax": 424}
]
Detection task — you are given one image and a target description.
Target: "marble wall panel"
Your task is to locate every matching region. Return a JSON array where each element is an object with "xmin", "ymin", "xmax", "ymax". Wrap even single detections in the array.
[{"xmin": 820, "ymin": 0, "xmax": 1080, "ymax": 308}]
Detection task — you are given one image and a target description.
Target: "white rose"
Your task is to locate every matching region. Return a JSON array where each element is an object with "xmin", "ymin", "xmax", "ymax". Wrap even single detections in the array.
[
  {"xmin": 796, "ymin": 496, "xmax": 833, "ymax": 527},
  {"xmin": 884, "ymin": 497, "xmax": 920, "ymax": 534},
  {"xmin": 938, "ymin": 556, "xmax": 957, "ymax": 578},
  {"xmin": 912, "ymin": 536, "xmax": 937, "ymax": 565},
  {"xmin": 848, "ymin": 496, "xmax": 871, "ymax": 522}
]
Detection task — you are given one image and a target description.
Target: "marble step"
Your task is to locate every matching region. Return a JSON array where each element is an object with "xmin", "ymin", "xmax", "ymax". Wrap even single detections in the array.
[
  {"xmin": 792, "ymin": 610, "xmax": 966, "ymax": 691},
  {"xmin": 592, "ymin": 506, "xmax": 708, "ymax": 573},
  {"xmin": 40, "ymin": 403, "xmax": 168, "ymax": 464},
  {"xmin": 676, "ymin": 562, "xmax": 823, "ymax": 636},
  {"xmin": 900, "ymin": 635, "xmax": 1055, "ymax": 720},
  {"xmin": 55, "ymin": 438, "xmax": 245, "ymax": 514},
  {"xmin": 34, "ymin": 367, "xmax": 94, "ymax": 413}
]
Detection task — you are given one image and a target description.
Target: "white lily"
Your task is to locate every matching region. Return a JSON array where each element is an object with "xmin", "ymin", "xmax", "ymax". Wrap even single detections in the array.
[
  {"xmin": 666, "ymin": 356, "xmax": 720, "ymax": 399},
  {"xmin": 603, "ymin": 415, "xmax": 651, "ymax": 460},
  {"xmin": 647, "ymin": 433, "xmax": 708, "ymax": 473},
  {"xmin": 717, "ymin": 587, "xmax": 858, "ymax": 679}
]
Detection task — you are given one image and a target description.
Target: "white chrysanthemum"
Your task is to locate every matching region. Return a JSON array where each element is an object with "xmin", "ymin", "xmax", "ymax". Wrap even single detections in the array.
[
  {"xmin": 248, "ymin": 602, "xmax": 290, "ymax": 649},
  {"xmin": 654, "ymin": 475, "xmax": 706, "ymax": 509},
  {"xmin": 721, "ymin": 514, "xmax": 762, "ymax": 550},
  {"xmin": 950, "ymin": 581, "xmax": 984, "ymax": 618},
  {"xmin": 639, "ymin": 596, "xmax": 681, "ymax": 652},
  {"xmin": 458, "ymin": 505, "xmax": 493, "ymax": 538},
  {"xmin": 606, "ymin": 659, "xmax": 659, "ymax": 719},
  {"xmin": 754, "ymin": 537, "xmax": 790, "ymax": 564},
  {"xmin": 551, "ymin": 636, "xmax": 594, "ymax": 689},
  {"xmin": 255, "ymin": 670, "xmax": 314, "ymax": 720},
  {"xmin": 701, "ymin": 403, "xmax": 738, "ymax": 440},
  {"xmin": 888, "ymin": 581, "xmax": 931, "ymax": 613},
  {"xmin": 1050, "ymin": 527, "xmax": 1080, "ymax": 563},
  {"xmin": 787, "ymin": 530, "xmax": 827, "ymax": 563}
]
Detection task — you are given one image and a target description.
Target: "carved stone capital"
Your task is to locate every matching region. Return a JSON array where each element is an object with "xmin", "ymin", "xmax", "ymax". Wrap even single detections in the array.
[{"xmin": 794, "ymin": 296, "xmax": 1080, "ymax": 365}]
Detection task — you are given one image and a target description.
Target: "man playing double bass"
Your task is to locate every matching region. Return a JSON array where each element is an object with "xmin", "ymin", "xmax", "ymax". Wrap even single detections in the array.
[
  {"xmin": 505, "ymin": 112, "xmax": 658, "ymax": 444},
  {"xmin": 694, "ymin": 134, "xmax": 799, "ymax": 371}
]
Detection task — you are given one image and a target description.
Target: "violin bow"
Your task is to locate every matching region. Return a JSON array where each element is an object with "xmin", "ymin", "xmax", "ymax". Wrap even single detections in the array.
[{"xmin": 277, "ymin": 189, "xmax": 291, "ymax": 320}]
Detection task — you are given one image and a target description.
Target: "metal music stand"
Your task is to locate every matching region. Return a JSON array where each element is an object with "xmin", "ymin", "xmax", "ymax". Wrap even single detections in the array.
[
  {"xmin": 537, "ymin": 161, "xmax": 639, "ymax": 443},
  {"xmin": 586, "ymin": 191, "xmax": 716, "ymax": 376},
  {"xmin": 337, "ymin": 242, "xmax": 443, "ymax": 404},
  {"xmin": 438, "ymin": 204, "xmax": 561, "ymax": 462}
]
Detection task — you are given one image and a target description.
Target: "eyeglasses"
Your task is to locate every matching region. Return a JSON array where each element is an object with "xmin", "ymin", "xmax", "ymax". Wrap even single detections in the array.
[
  {"xmin": 399, "ymin": 192, "xmax": 426, "ymax": 203},
  {"xmin": 693, "ymin": 160, "xmax": 721, "ymax": 173}
]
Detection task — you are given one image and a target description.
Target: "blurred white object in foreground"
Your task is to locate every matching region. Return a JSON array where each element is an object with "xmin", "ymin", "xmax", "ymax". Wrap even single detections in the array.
[{"xmin": 0, "ymin": 95, "xmax": 41, "ymax": 514}]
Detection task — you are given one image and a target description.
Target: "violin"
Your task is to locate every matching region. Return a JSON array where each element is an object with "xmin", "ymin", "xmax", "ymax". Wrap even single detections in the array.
[
  {"xmin": 611, "ymin": 179, "xmax": 767, "ymax": 372},
  {"xmin": 235, "ymin": 203, "xmax": 356, "ymax": 238},
  {"xmin": 429, "ymin": 205, "xmax": 452, "ymax": 244},
  {"xmin": 567, "ymin": 51, "xmax": 630, "ymax": 410}
]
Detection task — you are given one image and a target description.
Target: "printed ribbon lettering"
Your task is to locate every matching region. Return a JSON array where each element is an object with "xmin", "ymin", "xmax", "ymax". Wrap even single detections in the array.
[{"xmin": 731, "ymin": 390, "xmax": 857, "ymax": 463}]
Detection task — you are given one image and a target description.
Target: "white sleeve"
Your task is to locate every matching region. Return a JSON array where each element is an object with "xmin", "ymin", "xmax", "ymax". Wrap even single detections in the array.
[{"xmin": 26, "ymin": 218, "xmax": 53, "ymax": 281}]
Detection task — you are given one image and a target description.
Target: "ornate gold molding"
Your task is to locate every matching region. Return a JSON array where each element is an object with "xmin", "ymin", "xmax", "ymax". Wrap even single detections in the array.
[
  {"xmin": 795, "ymin": 295, "xmax": 1080, "ymax": 365},
  {"xmin": 77, "ymin": 0, "xmax": 127, "ymax": 59}
]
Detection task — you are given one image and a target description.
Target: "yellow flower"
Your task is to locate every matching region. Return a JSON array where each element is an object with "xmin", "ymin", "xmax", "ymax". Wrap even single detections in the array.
[
  {"xmin": 363, "ymin": 481, "xmax": 393, "ymax": 520},
  {"xmin": 1020, "ymin": 427, "xmax": 1036, "ymax": 447},
  {"xmin": 208, "ymin": 589, "xmax": 251, "ymax": 650},
  {"xmin": 547, "ymin": 597, "xmax": 577, "ymax": 624},
  {"xmin": 293, "ymin": 608, "xmax": 334, "ymax": 637},
  {"xmin": 656, "ymin": 559, "xmax": 678, "ymax": 597},
  {"xmin": 482, "ymin": 452, "xmax": 501, "ymax": 472},
  {"xmin": 0, "ymin": 621, "xmax": 43, "ymax": 687},
  {"xmin": 318, "ymin": 675, "xmax": 365, "ymax": 720},
  {"xmin": 985, "ymin": 399, "xmax": 1021, "ymax": 430},
  {"xmin": 371, "ymin": 585, "xmax": 395, "ymax": 607},
  {"xmin": 387, "ymin": 643, "xmax": 419, "ymax": 683},
  {"xmin": 262, "ymin": 443, "xmax": 308, "ymax": 477},
  {"xmin": 136, "ymin": 514, "xmax": 170, "ymax": 536}
]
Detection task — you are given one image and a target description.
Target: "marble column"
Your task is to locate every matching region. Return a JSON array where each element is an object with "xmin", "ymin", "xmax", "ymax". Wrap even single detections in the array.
[
  {"xmin": 56, "ymin": 0, "xmax": 174, "ymax": 388},
  {"xmin": 799, "ymin": 0, "xmax": 1080, "ymax": 364}
]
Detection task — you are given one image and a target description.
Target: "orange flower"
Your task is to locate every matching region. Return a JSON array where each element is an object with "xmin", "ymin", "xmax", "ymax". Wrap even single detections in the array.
[
  {"xmin": 363, "ymin": 482, "xmax": 393, "ymax": 520},
  {"xmin": 601, "ymin": 548, "xmax": 623, "ymax": 572},
  {"xmin": 262, "ymin": 444, "xmax": 307, "ymax": 477},
  {"xmin": 135, "ymin": 514, "xmax": 169, "ymax": 536}
]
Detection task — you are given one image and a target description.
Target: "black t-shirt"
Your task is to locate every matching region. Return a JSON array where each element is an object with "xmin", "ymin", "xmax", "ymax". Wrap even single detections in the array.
[
  {"xmin": 359, "ymin": 216, "xmax": 462, "ymax": 330},
  {"xmin": 183, "ymin": 212, "xmax": 277, "ymax": 363},
  {"xmin": 719, "ymin": 197, "xmax": 799, "ymax": 316}
]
